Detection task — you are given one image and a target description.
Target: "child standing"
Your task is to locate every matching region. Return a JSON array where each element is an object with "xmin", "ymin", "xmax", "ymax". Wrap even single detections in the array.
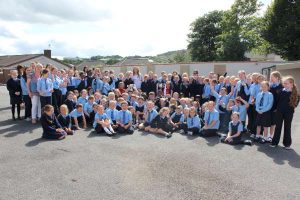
[
  {"xmin": 255, "ymin": 81, "xmax": 274, "ymax": 143},
  {"xmin": 271, "ymin": 77, "xmax": 299, "ymax": 149},
  {"xmin": 40, "ymin": 105, "xmax": 66, "ymax": 140},
  {"xmin": 269, "ymin": 71, "xmax": 283, "ymax": 140},
  {"xmin": 37, "ymin": 69, "xmax": 53, "ymax": 108},
  {"xmin": 6, "ymin": 70, "xmax": 22, "ymax": 120}
]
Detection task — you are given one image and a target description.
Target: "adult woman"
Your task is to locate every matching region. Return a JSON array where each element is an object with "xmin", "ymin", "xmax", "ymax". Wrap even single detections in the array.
[
  {"xmin": 27, "ymin": 62, "xmax": 42, "ymax": 124},
  {"xmin": 132, "ymin": 67, "xmax": 142, "ymax": 89}
]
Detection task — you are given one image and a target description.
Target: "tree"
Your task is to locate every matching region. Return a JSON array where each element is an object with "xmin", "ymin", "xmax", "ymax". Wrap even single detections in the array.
[
  {"xmin": 263, "ymin": 0, "xmax": 300, "ymax": 60},
  {"xmin": 216, "ymin": 0, "xmax": 263, "ymax": 61},
  {"xmin": 187, "ymin": 10, "xmax": 224, "ymax": 61}
]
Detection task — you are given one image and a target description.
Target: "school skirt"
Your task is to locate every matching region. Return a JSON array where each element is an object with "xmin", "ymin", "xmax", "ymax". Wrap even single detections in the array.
[
  {"xmin": 256, "ymin": 111, "xmax": 271, "ymax": 127},
  {"xmin": 10, "ymin": 95, "xmax": 22, "ymax": 105}
]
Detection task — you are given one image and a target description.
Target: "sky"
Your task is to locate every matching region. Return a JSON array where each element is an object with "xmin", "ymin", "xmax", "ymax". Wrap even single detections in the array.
[{"xmin": 0, "ymin": 0, "xmax": 272, "ymax": 58}]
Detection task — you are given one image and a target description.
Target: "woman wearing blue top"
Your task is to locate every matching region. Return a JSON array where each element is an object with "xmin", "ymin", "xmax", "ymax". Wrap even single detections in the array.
[
  {"xmin": 21, "ymin": 67, "xmax": 32, "ymax": 120},
  {"xmin": 201, "ymin": 101, "xmax": 220, "ymax": 137},
  {"xmin": 37, "ymin": 69, "xmax": 53, "ymax": 109},
  {"xmin": 27, "ymin": 63, "xmax": 42, "ymax": 124},
  {"xmin": 255, "ymin": 81, "xmax": 274, "ymax": 143},
  {"xmin": 183, "ymin": 107, "xmax": 201, "ymax": 135}
]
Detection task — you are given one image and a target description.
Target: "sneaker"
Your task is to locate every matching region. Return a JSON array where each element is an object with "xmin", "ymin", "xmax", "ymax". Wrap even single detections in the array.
[
  {"xmin": 259, "ymin": 138, "xmax": 266, "ymax": 144},
  {"xmin": 250, "ymin": 134, "xmax": 255, "ymax": 139},
  {"xmin": 266, "ymin": 137, "xmax": 272, "ymax": 143},
  {"xmin": 25, "ymin": 117, "xmax": 31, "ymax": 122},
  {"xmin": 284, "ymin": 146, "xmax": 292, "ymax": 150},
  {"xmin": 244, "ymin": 140, "xmax": 253, "ymax": 146},
  {"xmin": 254, "ymin": 135, "xmax": 260, "ymax": 142},
  {"xmin": 269, "ymin": 144, "xmax": 277, "ymax": 148},
  {"xmin": 166, "ymin": 133, "xmax": 172, "ymax": 138},
  {"xmin": 187, "ymin": 131, "xmax": 193, "ymax": 136}
]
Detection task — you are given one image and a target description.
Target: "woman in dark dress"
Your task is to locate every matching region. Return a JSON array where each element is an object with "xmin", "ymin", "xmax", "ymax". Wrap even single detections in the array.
[{"xmin": 6, "ymin": 70, "xmax": 22, "ymax": 120}]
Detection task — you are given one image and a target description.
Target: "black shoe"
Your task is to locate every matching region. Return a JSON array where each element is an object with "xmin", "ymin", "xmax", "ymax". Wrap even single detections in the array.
[
  {"xmin": 18, "ymin": 116, "xmax": 22, "ymax": 120},
  {"xmin": 259, "ymin": 138, "xmax": 266, "ymax": 144},
  {"xmin": 12, "ymin": 116, "xmax": 16, "ymax": 121},
  {"xmin": 166, "ymin": 133, "xmax": 172, "ymax": 138},
  {"xmin": 244, "ymin": 140, "xmax": 253, "ymax": 146}
]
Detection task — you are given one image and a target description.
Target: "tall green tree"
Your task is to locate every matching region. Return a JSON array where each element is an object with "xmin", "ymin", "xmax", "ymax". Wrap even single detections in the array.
[
  {"xmin": 263, "ymin": 0, "xmax": 300, "ymax": 60},
  {"xmin": 216, "ymin": 0, "xmax": 263, "ymax": 61},
  {"xmin": 187, "ymin": 10, "xmax": 224, "ymax": 61}
]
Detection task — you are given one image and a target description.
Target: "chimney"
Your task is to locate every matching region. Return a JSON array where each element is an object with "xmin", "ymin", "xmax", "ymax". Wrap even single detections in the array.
[{"xmin": 44, "ymin": 49, "xmax": 51, "ymax": 58}]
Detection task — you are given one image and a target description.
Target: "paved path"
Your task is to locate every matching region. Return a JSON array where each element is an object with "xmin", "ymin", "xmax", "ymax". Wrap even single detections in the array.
[{"xmin": 0, "ymin": 86, "xmax": 300, "ymax": 200}]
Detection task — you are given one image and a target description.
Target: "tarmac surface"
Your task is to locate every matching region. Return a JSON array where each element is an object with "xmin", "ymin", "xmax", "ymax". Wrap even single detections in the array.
[{"xmin": 0, "ymin": 86, "xmax": 300, "ymax": 200}]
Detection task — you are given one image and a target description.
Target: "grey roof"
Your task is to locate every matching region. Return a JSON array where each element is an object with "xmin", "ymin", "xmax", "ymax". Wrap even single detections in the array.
[
  {"xmin": 0, "ymin": 54, "xmax": 41, "ymax": 68},
  {"xmin": 75, "ymin": 60, "xmax": 106, "ymax": 71},
  {"xmin": 114, "ymin": 57, "xmax": 151, "ymax": 66}
]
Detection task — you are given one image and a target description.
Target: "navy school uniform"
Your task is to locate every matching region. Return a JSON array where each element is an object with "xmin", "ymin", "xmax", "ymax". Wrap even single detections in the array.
[
  {"xmin": 57, "ymin": 114, "xmax": 72, "ymax": 130},
  {"xmin": 6, "ymin": 77, "xmax": 22, "ymax": 119},
  {"xmin": 117, "ymin": 110, "xmax": 134, "ymax": 134},
  {"xmin": 255, "ymin": 91, "xmax": 273, "ymax": 127},
  {"xmin": 93, "ymin": 112, "xmax": 109, "ymax": 134},
  {"xmin": 150, "ymin": 115, "xmax": 171, "ymax": 132},
  {"xmin": 40, "ymin": 113, "xmax": 66, "ymax": 140},
  {"xmin": 37, "ymin": 77, "xmax": 53, "ymax": 108},
  {"xmin": 77, "ymin": 78, "xmax": 87, "ymax": 93},
  {"xmin": 171, "ymin": 112, "xmax": 182, "ymax": 124},
  {"xmin": 272, "ymin": 88, "xmax": 299, "ymax": 147},
  {"xmin": 135, "ymin": 103, "xmax": 145, "ymax": 120},
  {"xmin": 64, "ymin": 99, "xmax": 76, "ymax": 114},
  {"xmin": 269, "ymin": 82, "xmax": 283, "ymax": 125},
  {"xmin": 220, "ymin": 121, "xmax": 252, "ymax": 145}
]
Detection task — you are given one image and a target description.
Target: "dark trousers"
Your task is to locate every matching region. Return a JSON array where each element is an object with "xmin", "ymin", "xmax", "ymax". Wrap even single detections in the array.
[
  {"xmin": 247, "ymin": 104, "xmax": 257, "ymax": 134},
  {"xmin": 183, "ymin": 125, "xmax": 199, "ymax": 135},
  {"xmin": 272, "ymin": 111, "xmax": 293, "ymax": 147},
  {"xmin": 220, "ymin": 136, "xmax": 252, "ymax": 145},
  {"xmin": 95, "ymin": 124, "xmax": 104, "ymax": 134},
  {"xmin": 118, "ymin": 124, "xmax": 134, "ymax": 134},
  {"xmin": 200, "ymin": 129, "xmax": 218, "ymax": 137},
  {"xmin": 52, "ymin": 89, "xmax": 62, "ymax": 115},
  {"xmin": 23, "ymin": 95, "xmax": 32, "ymax": 118},
  {"xmin": 40, "ymin": 96, "xmax": 52, "ymax": 108},
  {"xmin": 219, "ymin": 112, "xmax": 230, "ymax": 133},
  {"xmin": 11, "ymin": 103, "xmax": 21, "ymax": 118},
  {"xmin": 42, "ymin": 131, "xmax": 66, "ymax": 140}
]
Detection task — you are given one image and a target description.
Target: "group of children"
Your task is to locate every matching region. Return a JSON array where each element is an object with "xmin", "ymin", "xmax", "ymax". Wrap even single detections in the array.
[{"xmin": 6, "ymin": 63, "xmax": 299, "ymax": 149}]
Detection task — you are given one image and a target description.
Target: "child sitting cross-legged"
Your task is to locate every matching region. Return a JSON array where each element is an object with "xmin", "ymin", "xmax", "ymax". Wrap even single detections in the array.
[
  {"xmin": 220, "ymin": 112, "xmax": 252, "ymax": 146},
  {"xmin": 93, "ymin": 105, "xmax": 116, "ymax": 136},
  {"xmin": 57, "ymin": 104, "xmax": 74, "ymax": 135}
]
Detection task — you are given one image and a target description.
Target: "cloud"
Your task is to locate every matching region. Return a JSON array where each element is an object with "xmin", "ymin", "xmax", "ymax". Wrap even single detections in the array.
[
  {"xmin": 0, "ymin": 26, "xmax": 16, "ymax": 38},
  {"xmin": 0, "ymin": 0, "xmax": 111, "ymax": 24}
]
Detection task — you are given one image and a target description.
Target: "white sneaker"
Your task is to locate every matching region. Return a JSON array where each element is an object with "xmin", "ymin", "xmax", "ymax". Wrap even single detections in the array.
[
  {"xmin": 187, "ymin": 131, "xmax": 193, "ymax": 136},
  {"xmin": 250, "ymin": 134, "xmax": 255, "ymax": 139},
  {"xmin": 25, "ymin": 118, "xmax": 31, "ymax": 122},
  {"xmin": 266, "ymin": 137, "xmax": 272, "ymax": 143}
]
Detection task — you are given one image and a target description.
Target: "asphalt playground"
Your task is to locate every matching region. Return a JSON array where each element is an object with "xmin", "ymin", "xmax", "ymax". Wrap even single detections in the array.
[{"xmin": 0, "ymin": 86, "xmax": 300, "ymax": 200}]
